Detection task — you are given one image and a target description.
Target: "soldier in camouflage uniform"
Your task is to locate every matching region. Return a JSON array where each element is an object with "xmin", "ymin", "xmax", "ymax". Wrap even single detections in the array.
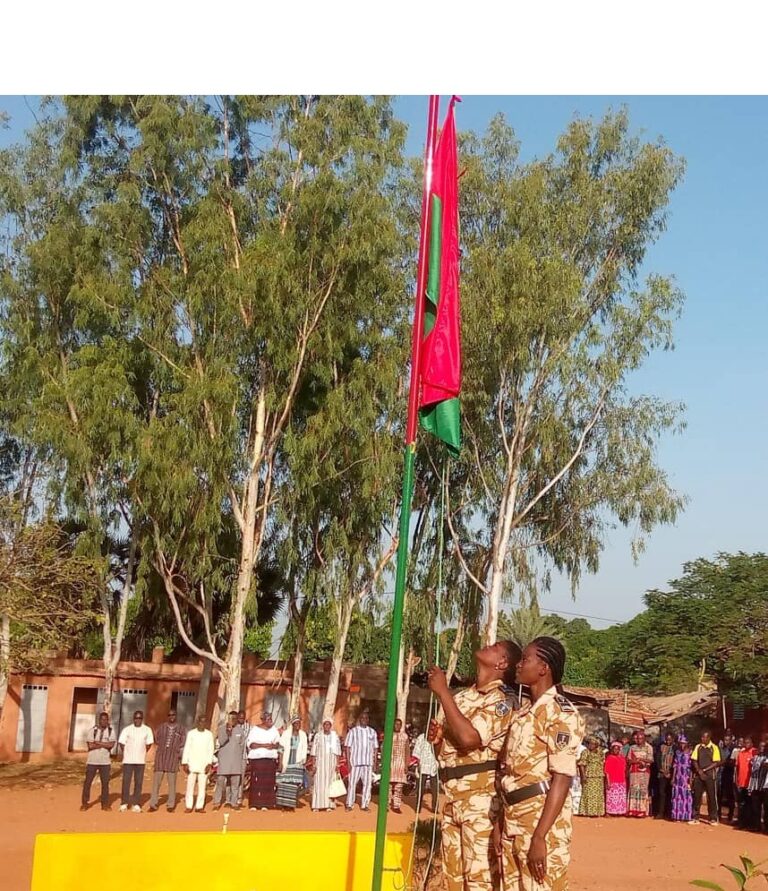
[
  {"xmin": 427, "ymin": 640, "xmax": 522, "ymax": 891},
  {"xmin": 494, "ymin": 637, "xmax": 584, "ymax": 891}
]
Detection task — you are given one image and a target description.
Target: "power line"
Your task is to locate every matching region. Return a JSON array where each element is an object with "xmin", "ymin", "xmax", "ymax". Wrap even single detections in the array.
[{"xmin": 377, "ymin": 590, "xmax": 626, "ymax": 627}]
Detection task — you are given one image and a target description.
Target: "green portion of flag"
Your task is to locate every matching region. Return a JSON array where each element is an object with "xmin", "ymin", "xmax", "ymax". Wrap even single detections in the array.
[
  {"xmin": 424, "ymin": 194, "xmax": 441, "ymax": 337},
  {"xmin": 420, "ymin": 396, "xmax": 461, "ymax": 456}
]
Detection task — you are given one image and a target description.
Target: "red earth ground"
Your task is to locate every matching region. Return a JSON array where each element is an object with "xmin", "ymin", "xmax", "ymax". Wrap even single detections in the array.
[{"xmin": 1, "ymin": 760, "xmax": 765, "ymax": 890}]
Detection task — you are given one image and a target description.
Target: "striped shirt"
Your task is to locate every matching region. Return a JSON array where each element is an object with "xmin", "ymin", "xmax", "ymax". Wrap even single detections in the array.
[
  {"xmin": 344, "ymin": 725, "xmax": 378, "ymax": 766},
  {"xmin": 153, "ymin": 722, "xmax": 187, "ymax": 772}
]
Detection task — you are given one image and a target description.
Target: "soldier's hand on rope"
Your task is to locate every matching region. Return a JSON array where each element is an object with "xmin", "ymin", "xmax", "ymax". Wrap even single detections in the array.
[
  {"xmin": 527, "ymin": 834, "xmax": 547, "ymax": 884},
  {"xmin": 427, "ymin": 666, "xmax": 449, "ymax": 695},
  {"xmin": 427, "ymin": 719, "xmax": 443, "ymax": 745}
]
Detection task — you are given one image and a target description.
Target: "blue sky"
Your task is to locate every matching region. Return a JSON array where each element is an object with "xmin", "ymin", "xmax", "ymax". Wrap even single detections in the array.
[{"xmin": 3, "ymin": 95, "xmax": 767, "ymax": 631}]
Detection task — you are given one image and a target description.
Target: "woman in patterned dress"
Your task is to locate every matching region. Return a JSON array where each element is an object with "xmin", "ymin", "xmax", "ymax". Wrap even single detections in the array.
[
  {"xmin": 388, "ymin": 718, "xmax": 410, "ymax": 814},
  {"xmin": 627, "ymin": 730, "xmax": 654, "ymax": 817},
  {"xmin": 577, "ymin": 737, "xmax": 605, "ymax": 816},
  {"xmin": 671, "ymin": 734, "xmax": 693, "ymax": 822},
  {"xmin": 604, "ymin": 741, "xmax": 628, "ymax": 816}
]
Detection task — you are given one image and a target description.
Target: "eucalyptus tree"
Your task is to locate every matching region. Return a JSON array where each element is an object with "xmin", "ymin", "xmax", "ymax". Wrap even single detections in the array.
[
  {"xmin": 451, "ymin": 111, "xmax": 687, "ymax": 643},
  {"xmin": 89, "ymin": 95, "xmax": 409, "ymax": 713},
  {"xmin": 0, "ymin": 104, "xmax": 150, "ymax": 709}
]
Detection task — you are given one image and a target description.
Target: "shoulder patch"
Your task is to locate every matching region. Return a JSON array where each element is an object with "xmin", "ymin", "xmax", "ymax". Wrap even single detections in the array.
[
  {"xmin": 555, "ymin": 731, "xmax": 571, "ymax": 750},
  {"xmin": 495, "ymin": 701, "xmax": 510, "ymax": 717},
  {"xmin": 555, "ymin": 695, "xmax": 575, "ymax": 712}
]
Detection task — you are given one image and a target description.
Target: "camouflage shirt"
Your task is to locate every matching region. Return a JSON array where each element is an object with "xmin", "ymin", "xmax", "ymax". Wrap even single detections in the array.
[
  {"xmin": 439, "ymin": 679, "xmax": 517, "ymax": 799},
  {"xmin": 499, "ymin": 685, "xmax": 584, "ymax": 799}
]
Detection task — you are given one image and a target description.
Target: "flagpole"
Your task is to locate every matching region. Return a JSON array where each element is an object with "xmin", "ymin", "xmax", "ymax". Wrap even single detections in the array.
[{"xmin": 370, "ymin": 94, "xmax": 440, "ymax": 891}]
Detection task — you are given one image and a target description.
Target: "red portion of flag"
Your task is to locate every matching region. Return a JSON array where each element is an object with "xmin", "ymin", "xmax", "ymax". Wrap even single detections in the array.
[{"xmin": 418, "ymin": 98, "xmax": 461, "ymax": 409}]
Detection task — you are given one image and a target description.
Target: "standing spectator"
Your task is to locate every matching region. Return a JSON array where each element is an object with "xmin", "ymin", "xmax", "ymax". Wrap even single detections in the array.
[
  {"xmin": 655, "ymin": 731, "xmax": 676, "ymax": 819},
  {"xmin": 80, "ymin": 712, "xmax": 116, "ymax": 811},
  {"xmin": 246, "ymin": 711, "xmax": 280, "ymax": 810},
  {"xmin": 388, "ymin": 718, "xmax": 410, "ymax": 814},
  {"xmin": 182, "ymin": 715, "xmax": 215, "ymax": 813},
  {"xmin": 605, "ymin": 741, "xmax": 628, "ymax": 816},
  {"xmin": 747, "ymin": 740, "xmax": 768, "ymax": 832},
  {"xmin": 276, "ymin": 715, "xmax": 308, "ymax": 810},
  {"xmin": 691, "ymin": 730, "xmax": 721, "ymax": 824},
  {"xmin": 736, "ymin": 736, "xmax": 757, "ymax": 828},
  {"xmin": 577, "ymin": 737, "xmax": 605, "ymax": 817},
  {"xmin": 310, "ymin": 719, "xmax": 342, "ymax": 812},
  {"xmin": 627, "ymin": 730, "xmax": 654, "ymax": 817},
  {"xmin": 118, "ymin": 710, "xmax": 154, "ymax": 812},
  {"xmin": 213, "ymin": 711, "xmax": 247, "ymax": 811},
  {"xmin": 570, "ymin": 742, "xmax": 586, "ymax": 814},
  {"xmin": 718, "ymin": 729, "xmax": 737, "ymax": 823},
  {"xmin": 671, "ymin": 735, "xmax": 694, "ymax": 823},
  {"xmin": 236, "ymin": 709, "xmax": 250, "ymax": 805},
  {"xmin": 344, "ymin": 711, "xmax": 379, "ymax": 812},
  {"xmin": 620, "ymin": 734, "xmax": 632, "ymax": 758},
  {"xmin": 148, "ymin": 707, "xmax": 186, "ymax": 812},
  {"xmin": 412, "ymin": 727, "xmax": 439, "ymax": 815}
]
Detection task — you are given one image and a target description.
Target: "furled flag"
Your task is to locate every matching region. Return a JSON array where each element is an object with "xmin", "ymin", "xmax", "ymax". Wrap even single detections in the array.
[{"xmin": 418, "ymin": 97, "xmax": 461, "ymax": 456}]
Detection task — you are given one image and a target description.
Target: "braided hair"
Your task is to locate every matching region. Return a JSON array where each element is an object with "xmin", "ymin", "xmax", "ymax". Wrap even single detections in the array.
[
  {"xmin": 498, "ymin": 639, "xmax": 522, "ymax": 687},
  {"xmin": 531, "ymin": 636, "xmax": 566, "ymax": 685}
]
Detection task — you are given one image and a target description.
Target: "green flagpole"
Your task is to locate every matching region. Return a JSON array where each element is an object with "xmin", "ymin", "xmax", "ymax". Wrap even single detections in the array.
[{"xmin": 370, "ymin": 94, "xmax": 440, "ymax": 891}]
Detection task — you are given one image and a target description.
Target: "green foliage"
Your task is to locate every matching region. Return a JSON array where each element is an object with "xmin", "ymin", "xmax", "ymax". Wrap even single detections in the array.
[
  {"xmin": 602, "ymin": 553, "xmax": 768, "ymax": 703},
  {"xmin": 0, "ymin": 499, "xmax": 102, "ymax": 673},
  {"xmin": 243, "ymin": 622, "xmax": 274, "ymax": 659},
  {"xmin": 281, "ymin": 601, "xmax": 392, "ymax": 665},
  {"xmin": 692, "ymin": 854, "xmax": 768, "ymax": 890},
  {"xmin": 499, "ymin": 604, "xmax": 558, "ymax": 649}
]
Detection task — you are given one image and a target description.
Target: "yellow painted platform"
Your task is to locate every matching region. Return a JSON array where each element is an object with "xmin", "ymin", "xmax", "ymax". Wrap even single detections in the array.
[{"xmin": 31, "ymin": 830, "xmax": 413, "ymax": 891}]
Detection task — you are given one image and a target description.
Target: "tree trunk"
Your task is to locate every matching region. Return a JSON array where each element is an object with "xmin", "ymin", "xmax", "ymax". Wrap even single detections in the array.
[
  {"xmin": 102, "ymin": 533, "xmax": 138, "ymax": 714},
  {"xmin": 396, "ymin": 643, "xmax": 418, "ymax": 724},
  {"xmin": 224, "ymin": 391, "xmax": 267, "ymax": 713},
  {"xmin": 210, "ymin": 674, "xmax": 227, "ymax": 737},
  {"xmin": 322, "ymin": 595, "xmax": 357, "ymax": 723},
  {"xmin": 0, "ymin": 612, "xmax": 10, "ymax": 713},
  {"xmin": 445, "ymin": 608, "xmax": 466, "ymax": 686},
  {"xmin": 288, "ymin": 599, "xmax": 311, "ymax": 718},
  {"xmin": 196, "ymin": 657, "xmax": 213, "ymax": 721},
  {"xmin": 485, "ymin": 469, "xmax": 521, "ymax": 646}
]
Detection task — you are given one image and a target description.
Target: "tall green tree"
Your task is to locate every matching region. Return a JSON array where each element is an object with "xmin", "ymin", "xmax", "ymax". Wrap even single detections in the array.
[
  {"xmin": 75, "ymin": 95, "xmax": 408, "ymax": 713},
  {"xmin": 603, "ymin": 553, "xmax": 768, "ymax": 703},
  {"xmin": 448, "ymin": 110, "xmax": 687, "ymax": 643},
  {"xmin": 0, "ymin": 102, "xmax": 147, "ymax": 710}
]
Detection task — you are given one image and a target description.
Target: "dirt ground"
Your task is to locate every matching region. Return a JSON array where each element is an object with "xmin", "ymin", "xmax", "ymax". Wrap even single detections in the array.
[{"xmin": 1, "ymin": 761, "xmax": 763, "ymax": 891}]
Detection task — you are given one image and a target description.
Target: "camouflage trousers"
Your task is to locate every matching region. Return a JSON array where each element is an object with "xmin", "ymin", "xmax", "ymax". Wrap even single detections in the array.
[
  {"xmin": 441, "ymin": 794, "xmax": 502, "ymax": 891},
  {"xmin": 500, "ymin": 798, "xmax": 572, "ymax": 891}
]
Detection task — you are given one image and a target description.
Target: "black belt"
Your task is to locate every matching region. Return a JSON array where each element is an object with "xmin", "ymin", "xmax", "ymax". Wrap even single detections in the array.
[
  {"xmin": 501, "ymin": 780, "xmax": 550, "ymax": 806},
  {"xmin": 439, "ymin": 760, "xmax": 498, "ymax": 782}
]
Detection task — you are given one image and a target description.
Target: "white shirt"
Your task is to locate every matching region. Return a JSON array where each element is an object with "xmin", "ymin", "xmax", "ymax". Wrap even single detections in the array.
[
  {"xmin": 182, "ymin": 728, "xmax": 215, "ymax": 773},
  {"xmin": 246, "ymin": 724, "xmax": 280, "ymax": 760},
  {"xmin": 412, "ymin": 733, "xmax": 439, "ymax": 776},
  {"xmin": 118, "ymin": 723, "xmax": 154, "ymax": 764}
]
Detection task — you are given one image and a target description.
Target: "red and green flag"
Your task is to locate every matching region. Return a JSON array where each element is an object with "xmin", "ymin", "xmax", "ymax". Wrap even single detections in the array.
[{"xmin": 418, "ymin": 98, "xmax": 462, "ymax": 456}]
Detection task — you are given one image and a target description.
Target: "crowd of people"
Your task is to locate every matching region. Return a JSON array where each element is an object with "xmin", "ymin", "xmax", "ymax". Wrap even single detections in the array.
[
  {"xmin": 571, "ymin": 728, "xmax": 768, "ymax": 831},
  {"xmin": 80, "ymin": 701, "xmax": 768, "ymax": 835},
  {"xmin": 79, "ymin": 705, "xmax": 439, "ymax": 816}
]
